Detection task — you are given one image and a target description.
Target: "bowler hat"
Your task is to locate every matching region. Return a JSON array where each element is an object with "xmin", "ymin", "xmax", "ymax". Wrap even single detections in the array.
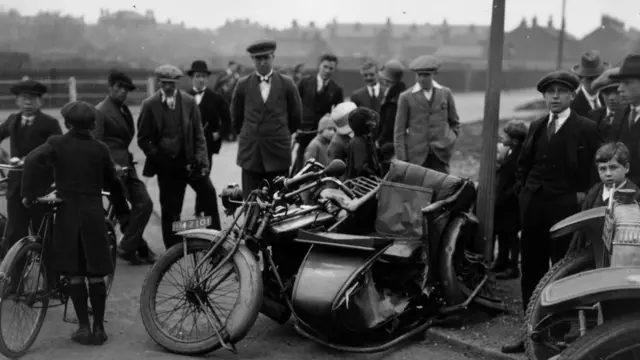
[
  {"xmin": 572, "ymin": 50, "xmax": 609, "ymax": 78},
  {"xmin": 61, "ymin": 101, "xmax": 97, "ymax": 130},
  {"xmin": 187, "ymin": 60, "xmax": 211, "ymax": 76},
  {"xmin": 108, "ymin": 70, "xmax": 136, "ymax": 91},
  {"xmin": 155, "ymin": 64, "xmax": 183, "ymax": 82},
  {"xmin": 10, "ymin": 79, "xmax": 47, "ymax": 97},
  {"xmin": 409, "ymin": 55, "xmax": 441, "ymax": 74},
  {"xmin": 247, "ymin": 40, "xmax": 277, "ymax": 56},
  {"xmin": 610, "ymin": 54, "xmax": 640, "ymax": 80},
  {"xmin": 537, "ymin": 70, "xmax": 580, "ymax": 93},
  {"xmin": 379, "ymin": 60, "xmax": 405, "ymax": 82},
  {"xmin": 592, "ymin": 67, "xmax": 621, "ymax": 92}
]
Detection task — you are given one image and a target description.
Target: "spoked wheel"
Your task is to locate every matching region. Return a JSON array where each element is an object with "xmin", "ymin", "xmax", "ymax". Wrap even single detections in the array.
[
  {"xmin": 140, "ymin": 238, "xmax": 263, "ymax": 355},
  {"xmin": 0, "ymin": 240, "xmax": 49, "ymax": 359}
]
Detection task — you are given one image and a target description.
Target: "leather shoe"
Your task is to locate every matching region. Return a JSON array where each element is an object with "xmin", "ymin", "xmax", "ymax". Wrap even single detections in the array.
[
  {"xmin": 138, "ymin": 249, "xmax": 158, "ymax": 265},
  {"xmin": 501, "ymin": 339, "xmax": 525, "ymax": 354},
  {"xmin": 116, "ymin": 248, "xmax": 143, "ymax": 265}
]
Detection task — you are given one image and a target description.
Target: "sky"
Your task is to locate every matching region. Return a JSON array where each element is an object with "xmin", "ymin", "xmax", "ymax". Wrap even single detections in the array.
[{"xmin": 2, "ymin": 0, "xmax": 639, "ymax": 38}]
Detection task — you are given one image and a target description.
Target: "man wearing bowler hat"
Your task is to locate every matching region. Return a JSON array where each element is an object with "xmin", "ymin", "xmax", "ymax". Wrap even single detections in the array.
[
  {"xmin": 94, "ymin": 70, "xmax": 157, "ymax": 265},
  {"xmin": 186, "ymin": 60, "xmax": 231, "ymax": 217},
  {"xmin": 502, "ymin": 70, "xmax": 602, "ymax": 354},
  {"xmin": 394, "ymin": 55, "xmax": 460, "ymax": 174},
  {"xmin": 571, "ymin": 50, "xmax": 609, "ymax": 117},
  {"xmin": 377, "ymin": 59, "xmax": 407, "ymax": 148},
  {"xmin": 0, "ymin": 79, "xmax": 62, "ymax": 256},
  {"xmin": 137, "ymin": 64, "xmax": 221, "ymax": 250},
  {"xmin": 231, "ymin": 40, "xmax": 303, "ymax": 193},
  {"xmin": 606, "ymin": 53, "xmax": 640, "ymax": 186}
]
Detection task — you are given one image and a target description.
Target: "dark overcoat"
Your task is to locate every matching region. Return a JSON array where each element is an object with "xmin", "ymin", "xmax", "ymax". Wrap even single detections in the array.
[
  {"xmin": 21, "ymin": 130, "xmax": 127, "ymax": 276},
  {"xmin": 494, "ymin": 143, "xmax": 523, "ymax": 233},
  {"xmin": 231, "ymin": 72, "xmax": 302, "ymax": 173},
  {"xmin": 606, "ymin": 105, "xmax": 640, "ymax": 185},
  {"xmin": 136, "ymin": 91, "xmax": 209, "ymax": 177},
  {"xmin": 350, "ymin": 85, "xmax": 386, "ymax": 114},
  {"xmin": 570, "ymin": 90, "xmax": 605, "ymax": 118},
  {"xmin": 186, "ymin": 87, "xmax": 231, "ymax": 155},
  {"xmin": 94, "ymin": 96, "xmax": 136, "ymax": 167},
  {"xmin": 297, "ymin": 75, "xmax": 343, "ymax": 131}
]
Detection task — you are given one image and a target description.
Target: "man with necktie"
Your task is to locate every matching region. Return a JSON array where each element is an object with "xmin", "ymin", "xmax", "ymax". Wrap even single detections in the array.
[
  {"xmin": 231, "ymin": 40, "xmax": 303, "ymax": 193},
  {"xmin": 94, "ymin": 70, "xmax": 157, "ymax": 265},
  {"xmin": 0, "ymin": 79, "xmax": 62, "ymax": 256},
  {"xmin": 570, "ymin": 50, "xmax": 609, "ymax": 117},
  {"xmin": 186, "ymin": 60, "xmax": 231, "ymax": 217},
  {"xmin": 502, "ymin": 70, "xmax": 602, "ymax": 354},
  {"xmin": 606, "ymin": 53, "xmax": 640, "ymax": 186},
  {"xmin": 588, "ymin": 67, "xmax": 623, "ymax": 138},
  {"xmin": 350, "ymin": 61, "xmax": 386, "ymax": 115}
]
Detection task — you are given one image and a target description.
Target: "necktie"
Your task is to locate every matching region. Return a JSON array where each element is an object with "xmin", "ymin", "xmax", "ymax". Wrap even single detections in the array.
[
  {"xmin": 195, "ymin": 89, "xmax": 205, "ymax": 95},
  {"xmin": 369, "ymin": 86, "xmax": 376, "ymax": 98},
  {"xmin": 547, "ymin": 114, "xmax": 558, "ymax": 140},
  {"xmin": 630, "ymin": 107, "xmax": 638, "ymax": 127},
  {"xmin": 318, "ymin": 80, "xmax": 326, "ymax": 93}
]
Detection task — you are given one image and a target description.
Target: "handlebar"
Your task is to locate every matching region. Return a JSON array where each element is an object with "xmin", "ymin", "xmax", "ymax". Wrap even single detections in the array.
[{"xmin": 421, "ymin": 181, "xmax": 469, "ymax": 215}]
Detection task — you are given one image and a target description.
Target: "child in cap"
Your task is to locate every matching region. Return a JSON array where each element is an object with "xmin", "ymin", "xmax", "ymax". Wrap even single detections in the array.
[
  {"xmin": 22, "ymin": 101, "xmax": 127, "ymax": 346},
  {"xmin": 303, "ymin": 114, "xmax": 336, "ymax": 166},
  {"xmin": 345, "ymin": 107, "xmax": 381, "ymax": 179},
  {"xmin": 328, "ymin": 102, "xmax": 357, "ymax": 163}
]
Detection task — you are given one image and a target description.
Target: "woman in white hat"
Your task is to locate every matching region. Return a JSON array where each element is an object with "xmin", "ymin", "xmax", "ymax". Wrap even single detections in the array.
[{"xmin": 327, "ymin": 101, "xmax": 357, "ymax": 163}]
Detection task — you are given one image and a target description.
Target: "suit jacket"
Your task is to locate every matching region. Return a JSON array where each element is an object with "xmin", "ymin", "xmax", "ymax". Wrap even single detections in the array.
[
  {"xmin": 136, "ymin": 90, "xmax": 208, "ymax": 177},
  {"xmin": 0, "ymin": 111, "xmax": 62, "ymax": 198},
  {"xmin": 582, "ymin": 180, "xmax": 640, "ymax": 211},
  {"xmin": 377, "ymin": 82, "xmax": 406, "ymax": 146},
  {"xmin": 393, "ymin": 84, "xmax": 461, "ymax": 166},
  {"xmin": 588, "ymin": 107, "xmax": 615, "ymax": 139},
  {"xmin": 297, "ymin": 75, "xmax": 344, "ymax": 131},
  {"xmin": 231, "ymin": 72, "xmax": 303, "ymax": 173},
  {"xmin": 350, "ymin": 84, "xmax": 386, "ymax": 114},
  {"xmin": 607, "ymin": 105, "xmax": 640, "ymax": 184},
  {"xmin": 186, "ymin": 87, "xmax": 231, "ymax": 155},
  {"xmin": 515, "ymin": 111, "xmax": 602, "ymax": 198},
  {"xmin": 94, "ymin": 96, "xmax": 136, "ymax": 167},
  {"xmin": 571, "ymin": 89, "xmax": 606, "ymax": 118}
]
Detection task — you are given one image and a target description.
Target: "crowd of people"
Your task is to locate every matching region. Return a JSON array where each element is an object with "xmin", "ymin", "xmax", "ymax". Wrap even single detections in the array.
[{"xmin": 1, "ymin": 36, "xmax": 640, "ymax": 349}]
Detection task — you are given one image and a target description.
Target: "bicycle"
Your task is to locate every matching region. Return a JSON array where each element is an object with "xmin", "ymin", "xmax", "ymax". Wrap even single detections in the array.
[{"xmin": 0, "ymin": 162, "xmax": 119, "ymax": 359}]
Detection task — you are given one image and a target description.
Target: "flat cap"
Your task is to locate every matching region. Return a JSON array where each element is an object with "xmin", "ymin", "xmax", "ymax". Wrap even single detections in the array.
[
  {"xmin": 592, "ymin": 67, "xmax": 621, "ymax": 93},
  {"xmin": 10, "ymin": 79, "xmax": 47, "ymax": 97},
  {"xmin": 246, "ymin": 40, "xmax": 277, "ymax": 56},
  {"xmin": 60, "ymin": 101, "xmax": 98, "ymax": 129},
  {"xmin": 409, "ymin": 55, "xmax": 442, "ymax": 73},
  {"xmin": 536, "ymin": 70, "xmax": 580, "ymax": 93},
  {"xmin": 379, "ymin": 60, "xmax": 405, "ymax": 82},
  {"xmin": 154, "ymin": 64, "xmax": 183, "ymax": 82},
  {"xmin": 108, "ymin": 69, "xmax": 136, "ymax": 91}
]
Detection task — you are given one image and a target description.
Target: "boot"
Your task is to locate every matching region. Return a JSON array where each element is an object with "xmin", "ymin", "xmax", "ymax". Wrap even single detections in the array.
[
  {"xmin": 88, "ymin": 282, "xmax": 108, "ymax": 345},
  {"xmin": 68, "ymin": 282, "xmax": 92, "ymax": 345}
]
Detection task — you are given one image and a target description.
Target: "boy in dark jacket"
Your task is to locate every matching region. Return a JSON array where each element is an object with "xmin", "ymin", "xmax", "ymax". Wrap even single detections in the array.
[
  {"xmin": 345, "ymin": 107, "xmax": 381, "ymax": 179},
  {"xmin": 493, "ymin": 120, "xmax": 528, "ymax": 279},
  {"xmin": 22, "ymin": 101, "xmax": 127, "ymax": 346}
]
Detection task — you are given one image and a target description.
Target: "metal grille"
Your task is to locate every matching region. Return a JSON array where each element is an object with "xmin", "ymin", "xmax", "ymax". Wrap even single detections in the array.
[{"xmin": 343, "ymin": 176, "xmax": 381, "ymax": 198}]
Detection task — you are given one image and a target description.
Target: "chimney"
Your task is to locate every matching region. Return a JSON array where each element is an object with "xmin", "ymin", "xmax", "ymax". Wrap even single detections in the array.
[
  {"xmin": 411, "ymin": 23, "xmax": 418, "ymax": 32},
  {"xmin": 532, "ymin": 16, "xmax": 538, "ymax": 27},
  {"xmin": 547, "ymin": 16, "xmax": 553, "ymax": 29},
  {"xmin": 292, "ymin": 19, "xmax": 298, "ymax": 29},
  {"xmin": 520, "ymin": 17, "xmax": 527, "ymax": 28},
  {"xmin": 386, "ymin": 17, "xmax": 392, "ymax": 28},
  {"xmin": 355, "ymin": 22, "xmax": 362, "ymax": 31},
  {"xmin": 469, "ymin": 24, "xmax": 476, "ymax": 33},
  {"xmin": 309, "ymin": 21, "xmax": 315, "ymax": 28}
]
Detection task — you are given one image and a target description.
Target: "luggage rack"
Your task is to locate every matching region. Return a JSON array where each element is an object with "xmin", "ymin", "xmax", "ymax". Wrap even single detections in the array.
[{"xmin": 344, "ymin": 176, "xmax": 381, "ymax": 198}]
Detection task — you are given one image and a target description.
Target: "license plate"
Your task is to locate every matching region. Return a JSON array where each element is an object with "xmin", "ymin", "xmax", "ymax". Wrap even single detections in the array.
[{"xmin": 172, "ymin": 216, "xmax": 212, "ymax": 232}]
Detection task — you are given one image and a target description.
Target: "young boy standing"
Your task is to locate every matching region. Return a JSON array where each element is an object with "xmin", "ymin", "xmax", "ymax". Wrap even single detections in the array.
[
  {"xmin": 22, "ymin": 101, "xmax": 127, "ymax": 346},
  {"xmin": 303, "ymin": 115, "xmax": 336, "ymax": 166}
]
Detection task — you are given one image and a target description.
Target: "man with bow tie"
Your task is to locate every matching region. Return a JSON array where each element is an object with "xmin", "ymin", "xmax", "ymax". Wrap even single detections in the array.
[
  {"xmin": 0, "ymin": 79, "xmax": 62, "ymax": 256},
  {"xmin": 231, "ymin": 40, "xmax": 303, "ymax": 193},
  {"xmin": 94, "ymin": 70, "xmax": 157, "ymax": 265},
  {"xmin": 137, "ymin": 64, "xmax": 221, "ymax": 250},
  {"xmin": 186, "ymin": 60, "xmax": 231, "ymax": 217}
]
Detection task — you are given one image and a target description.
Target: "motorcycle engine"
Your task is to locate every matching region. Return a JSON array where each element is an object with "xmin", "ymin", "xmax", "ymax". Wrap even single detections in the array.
[{"xmin": 220, "ymin": 183, "xmax": 244, "ymax": 215}]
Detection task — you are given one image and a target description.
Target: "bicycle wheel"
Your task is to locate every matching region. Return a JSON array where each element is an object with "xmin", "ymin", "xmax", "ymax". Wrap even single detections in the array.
[{"xmin": 0, "ymin": 240, "xmax": 50, "ymax": 358}]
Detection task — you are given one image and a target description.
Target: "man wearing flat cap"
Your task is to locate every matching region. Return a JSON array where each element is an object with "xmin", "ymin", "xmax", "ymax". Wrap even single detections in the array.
[
  {"xmin": 0, "ymin": 79, "xmax": 62, "ymax": 256},
  {"xmin": 137, "ymin": 64, "xmax": 221, "ymax": 250},
  {"xmin": 231, "ymin": 40, "xmax": 303, "ymax": 193},
  {"xmin": 606, "ymin": 53, "xmax": 640, "ymax": 186},
  {"xmin": 571, "ymin": 50, "xmax": 609, "ymax": 117},
  {"xmin": 377, "ymin": 59, "xmax": 407, "ymax": 148},
  {"xmin": 503, "ymin": 70, "xmax": 602, "ymax": 354},
  {"xmin": 186, "ymin": 60, "xmax": 231, "ymax": 218},
  {"xmin": 94, "ymin": 70, "xmax": 157, "ymax": 265},
  {"xmin": 588, "ymin": 67, "xmax": 623, "ymax": 138},
  {"xmin": 394, "ymin": 54, "xmax": 460, "ymax": 173}
]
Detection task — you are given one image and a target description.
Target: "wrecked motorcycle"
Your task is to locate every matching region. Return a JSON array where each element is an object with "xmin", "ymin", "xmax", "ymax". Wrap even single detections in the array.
[{"xmin": 139, "ymin": 159, "xmax": 504, "ymax": 355}]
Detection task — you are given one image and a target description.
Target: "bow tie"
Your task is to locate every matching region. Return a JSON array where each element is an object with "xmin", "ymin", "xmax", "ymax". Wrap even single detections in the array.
[
  {"xmin": 259, "ymin": 75, "xmax": 272, "ymax": 83},
  {"xmin": 194, "ymin": 89, "xmax": 205, "ymax": 95},
  {"xmin": 21, "ymin": 115, "xmax": 34, "ymax": 126}
]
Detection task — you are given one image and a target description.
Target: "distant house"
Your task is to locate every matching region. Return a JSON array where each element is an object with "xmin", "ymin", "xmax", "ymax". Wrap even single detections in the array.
[
  {"xmin": 269, "ymin": 21, "xmax": 332, "ymax": 65},
  {"xmin": 581, "ymin": 15, "xmax": 640, "ymax": 65}
]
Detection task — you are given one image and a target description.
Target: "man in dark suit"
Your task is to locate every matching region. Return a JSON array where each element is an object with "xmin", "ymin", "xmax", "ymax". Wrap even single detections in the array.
[
  {"xmin": 137, "ymin": 64, "xmax": 221, "ymax": 250},
  {"xmin": 186, "ymin": 60, "xmax": 231, "ymax": 217},
  {"xmin": 350, "ymin": 61, "xmax": 386, "ymax": 115},
  {"xmin": 377, "ymin": 60, "xmax": 407, "ymax": 147},
  {"xmin": 231, "ymin": 40, "xmax": 303, "ymax": 193},
  {"xmin": 589, "ymin": 67, "xmax": 622, "ymax": 138},
  {"xmin": 607, "ymin": 53, "xmax": 640, "ymax": 186},
  {"xmin": 0, "ymin": 80, "xmax": 62, "ymax": 256},
  {"xmin": 502, "ymin": 70, "xmax": 602, "ymax": 354},
  {"xmin": 94, "ymin": 70, "xmax": 157, "ymax": 265},
  {"xmin": 293, "ymin": 53, "xmax": 344, "ymax": 174},
  {"xmin": 570, "ymin": 50, "xmax": 608, "ymax": 117}
]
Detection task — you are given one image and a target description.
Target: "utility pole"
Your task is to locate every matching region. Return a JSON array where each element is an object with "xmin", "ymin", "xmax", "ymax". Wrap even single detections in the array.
[
  {"xmin": 475, "ymin": 0, "xmax": 506, "ymax": 261},
  {"xmin": 556, "ymin": 0, "xmax": 567, "ymax": 69}
]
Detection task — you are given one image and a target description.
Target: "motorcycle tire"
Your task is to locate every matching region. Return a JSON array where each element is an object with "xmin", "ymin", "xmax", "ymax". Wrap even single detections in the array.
[
  {"xmin": 555, "ymin": 314, "xmax": 640, "ymax": 360},
  {"xmin": 524, "ymin": 248, "xmax": 595, "ymax": 360},
  {"xmin": 139, "ymin": 238, "xmax": 263, "ymax": 355}
]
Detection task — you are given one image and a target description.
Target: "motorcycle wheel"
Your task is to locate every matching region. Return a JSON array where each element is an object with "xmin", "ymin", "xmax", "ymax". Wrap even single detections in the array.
[
  {"xmin": 139, "ymin": 238, "xmax": 263, "ymax": 355},
  {"xmin": 555, "ymin": 315, "xmax": 640, "ymax": 360},
  {"xmin": 524, "ymin": 249, "xmax": 595, "ymax": 360}
]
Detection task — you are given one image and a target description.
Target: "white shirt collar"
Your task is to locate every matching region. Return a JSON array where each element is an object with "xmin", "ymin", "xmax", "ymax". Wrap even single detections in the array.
[
  {"xmin": 257, "ymin": 70, "xmax": 274, "ymax": 82},
  {"xmin": 411, "ymin": 80, "xmax": 443, "ymax": 93},
  {"xmin": 548, "ymin": 107, "xmax": 571, "ymax": 131},
  {"xmin": 193, "ymin": 86, "xmax": 206, "ymax": 93},
  {"xmin": 603, "ymin": 180, "xmax": 627, "ymax": 201}
]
